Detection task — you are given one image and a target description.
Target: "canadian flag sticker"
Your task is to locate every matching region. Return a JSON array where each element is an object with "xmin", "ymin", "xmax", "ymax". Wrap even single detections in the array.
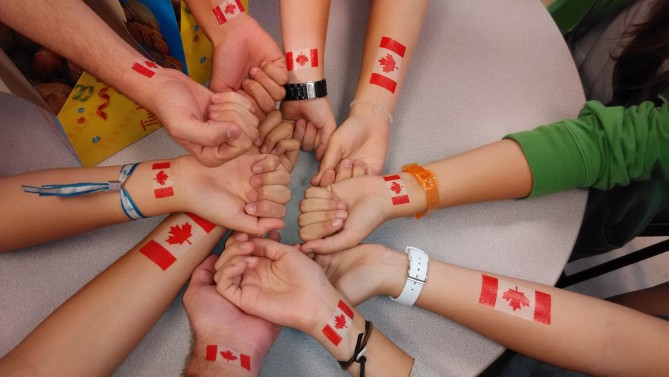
[
  {"xmin": 139, "ymin": 213, "xmax": 216, "ymax": 270},
  {"xmin": 370, "ymin": 36, "xmax": 406, "ymax": 93},
  {"xmin": 286, "ymin": 48, "xmax": 319, "ymax": 71},
  {"xmin": 132, "ymin": 59, "xmax": 161, "ymax": 78},
  {"xmin": 206, "ymin": 345, "xmax": 251, "ymax": 371},
  {"xmin": 383, "ymin": 174, "xmax": 410, "ymax": 205},
  {"xmin": 212, "ymin": 0, "xmax": 245, "ymax": 25},
  {"xmin": 152, "ymin": 162, "xmax": 174, "ymax": 199},
  {"xmin": 322, "ymin": 300, "xmax": 354, "ymax": 346},
  {"xmin": 478, "ymin": 274, "xmax": 552, "ymax": 325}
]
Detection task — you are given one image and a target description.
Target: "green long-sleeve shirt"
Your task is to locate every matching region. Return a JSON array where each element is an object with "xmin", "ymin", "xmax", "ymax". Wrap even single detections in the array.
[{"xmin": 506, "ymin": 100, "xmax": 669, "ymax": 197}]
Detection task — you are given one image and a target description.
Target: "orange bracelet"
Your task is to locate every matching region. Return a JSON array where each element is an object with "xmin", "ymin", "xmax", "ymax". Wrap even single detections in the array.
[{"xmin": 401, "ymin": 163, "xmax": 439, "ymax": 219}]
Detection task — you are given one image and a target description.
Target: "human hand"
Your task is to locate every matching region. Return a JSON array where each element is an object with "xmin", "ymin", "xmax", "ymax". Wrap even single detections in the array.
[
  {"xmin": 209, "ymin": 14, "xmax": 287, "ymax": 113},
  {"xmin": 314, "ymin": 244, "xmax": 408, "ymax": 306},
  {"xmin": 311, "ymin": 106, "xmax": 390, "ymax": 186},
  {"xmin": 213, "ymin": 235, "xmax": 341, "ymax": 335},
  {"xmin": 144, "ymin": 68, "xmax": 258, "ymax": 167},
  {"xmin": 281, "ymin": 98, "xmax": 336, "ymax": 161},
  {"xmin": 183, "ymin": 254, "xmax": 279, "ymax": 376},
  {"xmin": 298, "ymin": 175, "xmax": 391, "ymax": 253},
  {"xmin": 175, "ymin": 152, "xmax": 291, "ymax": 235}
]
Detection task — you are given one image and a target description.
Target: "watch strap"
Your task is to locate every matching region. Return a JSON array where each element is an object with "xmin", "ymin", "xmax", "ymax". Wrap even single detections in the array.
[
  {"xmin": 390, "ymin": 246, "xmax": 429, "ymax": 306},
  {"xmin": 283, "ymin": 79, "xmax": 328, "ymax": 101}
]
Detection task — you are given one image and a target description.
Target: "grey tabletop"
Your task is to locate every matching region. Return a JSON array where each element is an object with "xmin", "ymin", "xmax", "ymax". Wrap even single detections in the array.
[{"xmin": 0, "ymin": 1, "xmax": 587, "ymax": 376}]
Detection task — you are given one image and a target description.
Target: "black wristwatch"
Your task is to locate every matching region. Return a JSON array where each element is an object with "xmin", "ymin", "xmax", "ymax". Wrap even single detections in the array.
[{"xmin": 283, "ymin": 79, "xmax": 327, "ymax": 101}]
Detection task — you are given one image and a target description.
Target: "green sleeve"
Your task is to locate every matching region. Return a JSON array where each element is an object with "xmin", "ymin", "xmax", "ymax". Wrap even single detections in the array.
[{"xmin": 504, "ymin": 100, "xmax": 669, "ymax": 197}]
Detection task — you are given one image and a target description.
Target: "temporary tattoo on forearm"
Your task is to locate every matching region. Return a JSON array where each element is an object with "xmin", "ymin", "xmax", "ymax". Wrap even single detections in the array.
[
  {"xmin": 206, "ymin": 345, "xmax": 251, "ymax": 371},
  {"xmin": 322, "ymin": 300, "xmax": 355, "ymax": 346},
  {"xmin": 383, "ymin": 175, "xmax": 409, "ymax": 205},
  {"xmin": 132, "ymin": 59, "xmax": 161, "ymax": 78},
  {"xmin": 139, "ymin": 213, "xmax": 215, "ymax": 270},
  {"xmin": 369, "ymin": 37, "xmax": 406, "ymax": 93},
  {"xmin": 212, "ymin": 0, "xmax": 245, "ymax": 25},
  {"xmin": 478, "ymin": 274, "xmax": 551, "ymax": 325},
  {"xmin": 286, "ymin": 48, "xmax": 319, "ymax": 71},
  {"xmin": 152, "ymin": 162, "xmax": 174, "ymax": 198}
]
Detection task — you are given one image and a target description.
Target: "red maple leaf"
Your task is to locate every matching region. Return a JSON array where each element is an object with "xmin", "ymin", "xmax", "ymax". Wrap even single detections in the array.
[
  {"xmin": 154, "ymin": 170, "xmax": 169, "ymax": 185},
  {"xmin": 166, "ymin": 222, "xmax": 193, "ymax": 245},
  {"xmin": 295, "ymin": 52, "xmax": 309, "ymax": 67},
  {"xmin": 334, "ymin": 314, "xmax": 348, "ymax": 329},
  {"xmin": 224, "ymin": 3, "xmax": 237, "ymax": 15},
  {"xmin": 379, "ymin": 54, "xmax": 399, "ymax": 73},
  {"xmin": 220, "ymin": 350, "xmax": 238, "ymax": 362},
  {"xmin": 389, "ymin": 181, "xmax": 402, "ymax": 194},
  {"xmin": 502, "ymin": 286, "xmax": 530, "ymax": 311}
]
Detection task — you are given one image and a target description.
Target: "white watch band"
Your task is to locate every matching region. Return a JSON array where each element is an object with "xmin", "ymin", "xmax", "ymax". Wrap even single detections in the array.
[{"xmin": 390, "ymin": 246, "xmax": 428, "ymax": 306}]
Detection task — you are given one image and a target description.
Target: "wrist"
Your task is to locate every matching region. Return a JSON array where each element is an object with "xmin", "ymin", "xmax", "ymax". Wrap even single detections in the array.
[
  {"xmin": 209, "ymin": 11, "xmax": 252, "ymax": 46},
  {"xmin": 380, "ymin": 172, "xmax": 427, "ymax": 221},
  {"xmin": 348, "ymin": 100, "xmax": 392, "ymax": 130},
  {"xmin": 124, "ymin": 158, "xmax": 182, "ymax": 217},
  {"xmin": 377, "ymin": 246, "xmax": 410, "ymax": 298},
  {"xmin": 190, "ymin": 333, "xmax": 266, "ymax": 377}
]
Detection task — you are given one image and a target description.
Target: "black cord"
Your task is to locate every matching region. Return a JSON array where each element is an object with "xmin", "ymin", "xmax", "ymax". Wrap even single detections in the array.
[{"xmin": 338, "ymin": 321, "xmax": 373, "ymax": 377}]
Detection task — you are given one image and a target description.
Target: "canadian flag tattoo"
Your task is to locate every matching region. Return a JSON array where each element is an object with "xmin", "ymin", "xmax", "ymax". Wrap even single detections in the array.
[
  {"xmin": 286, "ymin": 48, "xmax": 319, "ymax": 71},
  {"xmin": 139, "ymin": 213, "xmax": 215, "ymax": 270},
  {"xmin": 370, "ymin": 36, "xmax": 406, "ymax": 93},
  {"xmin": 152, "ymin": 162, "xmax": 174, "ymax": 198},
  {"xmin": 212, "ymin": 0, "xmax": 245, "ymax": 25},
  {"xmin": 206, "ymin": 345, "xmax": 251, "ymax": 371},
  {"xmin": 383, "ymin": 175, "xmax": 410, "ymax": 205},
  {"xmin": 479, "ymin": 274, "xmax": 552, "ymax": 325},
  {"xmin": 322, "ymin": 300, "xmax": 355, "ymax": 346},
  {"xmin": 132, "ymin": 59, "xmax": 161, "ymax": 78}
]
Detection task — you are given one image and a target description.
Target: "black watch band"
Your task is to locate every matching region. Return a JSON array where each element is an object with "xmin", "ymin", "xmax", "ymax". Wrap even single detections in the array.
[{"xmin": 283, "ymin": 79, "xmax": 327, "ymax": 101}]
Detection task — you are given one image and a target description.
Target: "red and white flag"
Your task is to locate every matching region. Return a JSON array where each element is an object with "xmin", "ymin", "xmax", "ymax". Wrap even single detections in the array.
[
  {"xmin": 152, "ymin": 162, "xmax": 174, "ymax": 198},
  {"xmin": 478, "ymin": 274, "xmax": 552, "ymax": 325},
  {"xmin": 132, "ymin": 59, "xmax": 161, "ymax": 78},
  {"xmin": 212, "ymin": 0, "xmax": 245, "ymax": 25},
  {"xmin": 206, "ymin": 345, "xmax": 251, "ymax": 371},
  {"xmin": 322, "ymin": 300, "xmax": 354, "ymax": 346},
  {"xmin": 369, "ymin": 36, "xmax": 406, "ymax": 93},
  {"xmin": 285, "ymin": 48, "xmax": 319, "ymax": 71},
  {"xmin": 383, "ymin": 175, "xmax": 409, "ymax": 205},
  {"xmin": 139, "ymin": 213, "xmax": 216, "ymax": 270}
]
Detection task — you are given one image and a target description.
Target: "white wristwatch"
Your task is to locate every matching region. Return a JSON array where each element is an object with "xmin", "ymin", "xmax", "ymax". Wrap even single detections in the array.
[{"xmin": 390, "ymin": 246, "xmax": 429, "ymax": 306}]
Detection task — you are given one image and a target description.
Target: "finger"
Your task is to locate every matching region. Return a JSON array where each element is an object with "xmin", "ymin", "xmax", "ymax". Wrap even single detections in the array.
[
  {"xmin": 298, "ymin": 219, "xmax": 344, "ymax": 242},
  {"xmin": 242, "ymin": 78, "xmax": 276, "ymax": 114},
  {"xmin": 250, "ymin": 66, "xmax": 286, "ymax": 102},
  {"xmin": 224, "ymin": 232, "xmax": 249, "ymax": 248},
  {"xmin": 252, "ymin": 154, "xmax": 281, "ymax": 174},
  {"xmin": 335, "ymin": 159, "xmax": 353, "ymax": 182},
  {"xmin": 215, "ymin": 240, "xmax": 254, "ymax": 270},
  {"xmin": 187, "ymin": 254, "xmax": 218, "ymax": 287},
  {"xmin": 311, "ymin": 144, "xmax": 343, "ymax": 186},
  {"xmin": 301, "ymin": 230, "xmax": 361, "ymax": 254},
  {"xmin": 273, "ymin": 138, "xmax": 300, "ymax": 172},
  {"xmin": 299, "ymin": 198, "xmax": 343, "ymax": 212},
  {"xmin": 315, "ymin": 122, "xmax": 335, "ymax": 161},
  {"xmin": 257, "ymin": 110, "xmax": 283, "ymax": 146},
  {"xmin": 260, "ymin": 60, "xmax": 288, "ymax": 87},
  {"xmin": 298, "ymin": 209, "xmax": 347, "ymax": 226},
  {"xmin": 301, "ymin": 121, "xmax": 317, "ymax": 152},
  {"xmin": 195, "ymin": 135, "xmax": 253, "ymax": 166},
  {"xmin": 229, "ymin": 212, "xmax": 286, "ymax": 236},
  {"xmin": 233, "ymin": 90, "xmax": 264, "ymax": 121},
  {"xmin": 249, "ymin": 237, "xmax": 294, "ymax": 261},
  {"xmin": 292, "ymin": 118, "xmax": 307, "ymax": 144},
  {"xmin": 304, "ymin": 186, "xmax": 336, "ymax": 200},
  {"xmin": 251, "ymin": 170, "xmax": 291, "ymax": 188},
  {"xmin": 246, "ymin": 200, "xmax": 287, "ymax": 219},
  {"xmin": 352, "ymin": 160, "xmax": 366, "ymax": 178},
  {"xmin": 248, "ymin": 185, "xmax": 292, "ymax": 204},
  {"xmin": 262, "ymin": 122, "xmax": 294, "ymax": 154},
  {"xmin": 318, "ymin": 169, "xmax": 336, "ymax": 187},
  {"xmin": 210, "ymin": 91, "xmax": 254, "ymax": 112},
  {"xmin": 267, "ymin": 230, "xmax": 282, "ymax": 242}
]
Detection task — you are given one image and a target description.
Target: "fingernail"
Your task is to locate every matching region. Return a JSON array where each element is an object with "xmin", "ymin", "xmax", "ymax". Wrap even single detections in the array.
[
  {"xmin": 251, "ymin": 176, "xmax": 262, "ymax": 187},
  {"xmin": 302, "ymin": 248, "xmax": 313, "ymax": 253},
  {"xmin": 209, "ymin": 111, "xmax": 220, "ymax": 119},
  {"xmin": 342, "ymin": 159, "xmax": 352, "ymax": 168},
  {"xmin": 253, "ymin": 165, "xmax": 263, "ymax": 174},
  {"xmin": 227, "ymin": 127, "xmax": 240, "ymax": 140},
  {"xmin": 245, "ymin": 203, "xmax": 256, "ymax": 214},
  {"xmin": 336, "ymin": 210, "xmax": 347, "ymax": 219},
  {"xmin": 248, "ymin": 190, "xmax": 258, "ymax": 201},
  {"xmin": 332, "ymin": 219, "xmax": 343, "ymax": 227},
  {"xmin": 336, "ymin": 202, "xmax": 347, "ymax": 210},
  {"xmin": 260, "ymin": 145, "xmax": 268, "ymax": 154},
  {"xmin": 244, "ymin": 256, "xmax": 256, "ymax": 264},
  {"xmin": 250, "ymin": 67, "xmax": 258, "ymax": 77},
  {"xmin": 254, "ymin": 137, "xmax": 262, "ymax": 146}
]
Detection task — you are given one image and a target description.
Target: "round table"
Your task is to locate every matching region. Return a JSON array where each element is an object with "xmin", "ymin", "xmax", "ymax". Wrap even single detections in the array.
[{"xmin": 0, "ymin": 1, "xmax": 586, "ymax": 376}]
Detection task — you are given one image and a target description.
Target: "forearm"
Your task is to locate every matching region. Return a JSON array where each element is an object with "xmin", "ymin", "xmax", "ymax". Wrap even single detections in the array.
[
  {"xmin": 0, "ymin": 0, "xmax": 170, "ymax": 114},
  {"xmin": 185, "ymin": 0, "xmax": 245, "ymax": 46},
  {"xmin": 0, "ymin": 158, "xmax": 188, "ymax": 251},
  {"xmin": 352, "ymin": 0, "xmax": 429, "ymax": 114},
  {"xmin": 280, "ymin": 0, "xmax": 330, "ymax": 83},
  {"xmin": 0, "ymin": 214, "xmax": 227, "ymax": 376},
  {"xmin": 378, "ymin": 248, "xmax": 669, "ymax": 375}
]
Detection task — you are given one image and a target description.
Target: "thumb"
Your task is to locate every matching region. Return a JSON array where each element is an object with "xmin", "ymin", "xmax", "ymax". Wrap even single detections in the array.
[
  {"xmin": 188, "ymin": 254, "xmax": 218, "ymax": 287},
  {"xmin": 170, "ymin": 116, "xmax": 242, "ymax": 148},
  {"xmin": 311, "ymin": 145, "xmax": 342, "ymax": 186},
  {"xmin": 230, "ymin": 214, "xmax": 284, "ymax": 237},
  {"xmin": 302, "ymin": 230, "xmax": 360, "ymax": 254}
]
